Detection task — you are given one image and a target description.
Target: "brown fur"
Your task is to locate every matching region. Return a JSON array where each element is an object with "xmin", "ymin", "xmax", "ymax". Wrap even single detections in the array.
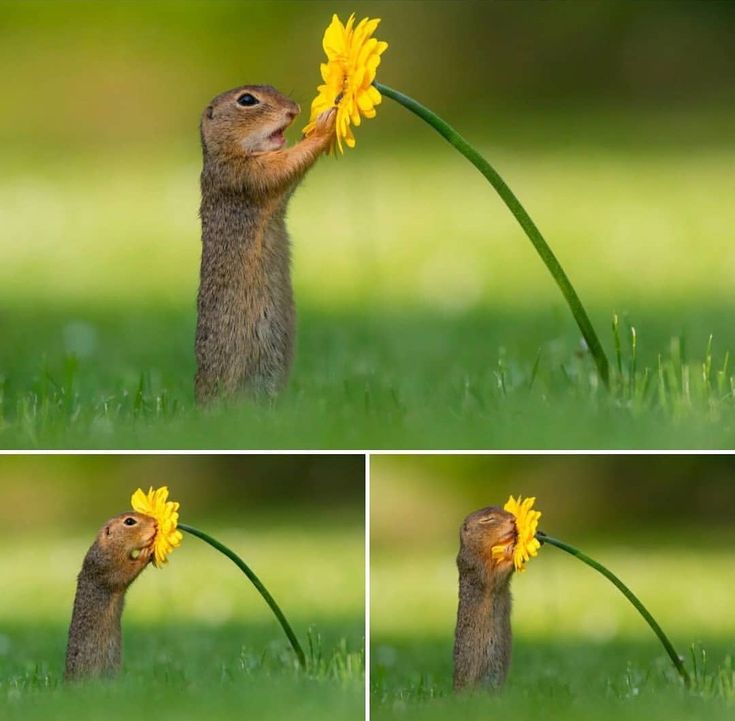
[
  {"xmin": 194, "ymin": 84, "xmax": 335, "ymax": 403},
  {"xmin": 65, "ymin": 512, "xmax": 156, "ymax": 680},
  {"xmin": 453, "ymin": 506, "xmax": 516, "ymax": 691}
]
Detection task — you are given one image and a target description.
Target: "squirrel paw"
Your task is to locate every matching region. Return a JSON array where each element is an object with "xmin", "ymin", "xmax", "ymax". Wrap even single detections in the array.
[{"xmin": 314, "ymin": 107, "xmax": 337, "ymax": 136}]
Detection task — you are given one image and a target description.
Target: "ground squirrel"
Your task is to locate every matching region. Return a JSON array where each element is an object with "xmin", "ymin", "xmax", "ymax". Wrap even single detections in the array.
[
  {"xmin": 453, "ymin": 505, "xmax": 517, "ymax": 691},
  {"xmin": 65, "ymin": 512, "xmax": 156, "ymax": 680},
  {"xmin": 194, "ymin": 84, "xmax": 336, "ymax": 403}
]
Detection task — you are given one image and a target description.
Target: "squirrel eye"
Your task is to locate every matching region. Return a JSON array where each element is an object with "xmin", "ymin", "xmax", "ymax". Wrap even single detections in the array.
[
  {"xmin": 237, "ymin": 92, "xmax": 259, "ymax": 107},
  {"xmin": 123, "ymin": 517, "xmax": 137, "ymax": 526}
]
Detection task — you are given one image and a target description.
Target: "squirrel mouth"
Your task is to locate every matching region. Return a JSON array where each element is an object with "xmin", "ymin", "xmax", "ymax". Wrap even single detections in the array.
[
  {"xmin": 268, "ymin": 123, "xmax": 290, "ymax": 148},
  {"xmin": 494, "ymin": 527, "xmax": 518, "ymax": 558},
  {"xmin": 129, "ymin": 531, "xmax": 156, "ymax": 561},
  {"xmin": 268, "ymin": 110, "xmax": 298, "ymax": 149}
]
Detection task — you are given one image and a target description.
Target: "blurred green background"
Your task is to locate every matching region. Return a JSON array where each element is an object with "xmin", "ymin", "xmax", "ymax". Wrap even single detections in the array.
[
  {"xmin": 0, "ymin": 454, "xmax": 365, "ymax": 720},
  {"xmin": 1, "ymin": 1, "xmax": 735, "ymax": 447},
  {"xmin": 371, "ymin": 455, "xmax": 735, "ymax": 720}
]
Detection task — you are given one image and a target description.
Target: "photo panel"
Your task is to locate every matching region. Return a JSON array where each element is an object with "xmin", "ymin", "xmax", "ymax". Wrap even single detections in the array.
[
  {"xmin": 0, "ymin": 454, "xmax": 366, "ymax": 721},
  {"xmin": 370, "ymin": 454, "xmax": 735, "ymax": 721}
]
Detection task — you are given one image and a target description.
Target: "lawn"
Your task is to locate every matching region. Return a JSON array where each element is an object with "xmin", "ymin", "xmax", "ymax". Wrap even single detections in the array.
[
  {"xmin": 0, "ymin": 521, "xmax": 365, "ymax": 721},
  {"xmin": 2, "ymin": 108, "xmax": 735, "ymax": 448},
  {"xmin": 371, "ymin": 539, "xmax": 735, "ymax": 721},
  {"xmin": 372, "ymin": 638, "xmax": 734, "ymax": 721}
]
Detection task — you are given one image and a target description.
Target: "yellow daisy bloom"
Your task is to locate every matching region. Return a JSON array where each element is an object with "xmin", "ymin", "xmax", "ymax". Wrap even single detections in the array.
[
  {"xmin": 303, "ymin": 12, "xmax": 388, "ymax": 153},
  {"xmin": 130, "ymin": 485, "xmax": 183, "ymax": 567},
  {"xmin": 492, "ymin": 495, "xmax": 542, "ymax": 572}
]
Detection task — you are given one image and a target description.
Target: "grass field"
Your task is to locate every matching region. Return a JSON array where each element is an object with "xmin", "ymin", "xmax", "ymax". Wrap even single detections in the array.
[
  {"xmin": 372, "ymin": 638, "xmax": 734, "ymax": 721},
  {"xmin": 0, "ymin": 521, "xmax": 365, "ymax": 721},
  {"xmin": 371, "ymin": 539, "xmax": 735, "ymax": 721},
  {"xmin": 2, "ymin": 108, "xmax": 735, "ymax": 448}
]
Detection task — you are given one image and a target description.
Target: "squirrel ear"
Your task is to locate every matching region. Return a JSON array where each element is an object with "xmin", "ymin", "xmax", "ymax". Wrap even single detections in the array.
[
  {"xmin": 206, "ymin": 106, "xmax": 214, "ymax": 120},
  {"xmin": 105, "ymin": 525, "xmax": 111, "ymax": 536}
]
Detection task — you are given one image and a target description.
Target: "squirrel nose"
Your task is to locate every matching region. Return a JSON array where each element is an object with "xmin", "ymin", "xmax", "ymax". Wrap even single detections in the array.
[{"xmin": 287, "ymin": 104, "xmax": 300, "ymax": 120}]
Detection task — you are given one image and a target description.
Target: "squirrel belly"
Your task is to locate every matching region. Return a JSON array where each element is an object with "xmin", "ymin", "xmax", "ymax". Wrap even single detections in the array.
[
  {"xmin": 193, "ymin": 84, "xmax": 335, "ymax": 404},
  {"xmin": 195, "ymin": 187, "xmax": 295, "ymax": 403},
  {"xmin": 453, "ymin": 565, "xmax": 512, "ymax": 690},
  {"xmin": 65, "ymin": 572, "xmax": 126, "ymax": 680}
]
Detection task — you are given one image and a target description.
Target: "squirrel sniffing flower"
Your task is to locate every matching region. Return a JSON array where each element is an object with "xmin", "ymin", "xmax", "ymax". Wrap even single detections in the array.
[
  {"xmin": 65, "ymin": 487, "xmax": 181, "ymax": 680},
  {"xmin": 453, "ymin": 497, "xmax": 541, "ymax": 690},
  {"xmin": 64, "ymin": 512, "xmax": 156, "ymax": 680}
]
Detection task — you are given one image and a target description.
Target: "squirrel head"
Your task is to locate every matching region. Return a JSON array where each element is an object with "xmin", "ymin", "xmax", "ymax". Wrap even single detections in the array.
[
  {"xmin": 83, "ymin": 512, "xmax": 157, "ymax": 592},
  {"xmin": 200, "ymin": 84, "xmax": 300, "ymax": 160},
  {"xmin": 458, "ymin": 506, "xmax": 517, "ymax": 582}
]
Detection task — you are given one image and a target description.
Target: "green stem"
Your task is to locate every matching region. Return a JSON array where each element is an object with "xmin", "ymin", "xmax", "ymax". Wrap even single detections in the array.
[
  {"xmin": 375, "ymin": 82, "xmax": 610, "ymax": 388},
  {"xmin": 537, "ymin": 531, "xmax": 689, "ymax": 685},
  {"xmin": 179, "ymin": 523, "xmax": 306, "ymax": 668}
]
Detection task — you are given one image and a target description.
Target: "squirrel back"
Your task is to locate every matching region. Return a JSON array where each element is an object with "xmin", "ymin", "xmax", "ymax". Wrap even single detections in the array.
[{"xmin": 65, "ymin": 512, "xmax": 155, "ymax": 680}]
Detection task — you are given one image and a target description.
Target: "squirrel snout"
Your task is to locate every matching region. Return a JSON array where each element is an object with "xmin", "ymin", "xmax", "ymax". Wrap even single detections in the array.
[{"xmin": 285, "ymin": 99, "xmax": 300, "ymax": 118}]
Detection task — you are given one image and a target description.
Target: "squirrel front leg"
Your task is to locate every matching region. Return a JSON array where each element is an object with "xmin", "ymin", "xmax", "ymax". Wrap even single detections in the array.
[{"xmin": 251, "ymin": 108, "xmax": 336, "ymax": 196}]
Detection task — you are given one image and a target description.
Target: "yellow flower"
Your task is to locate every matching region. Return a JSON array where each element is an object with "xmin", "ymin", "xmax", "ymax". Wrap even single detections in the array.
[
  {"xmin": 303, "ymin": 12, "xmax": 388, "ymax": 153},
  {"xmin": 130, "ymin": 485, "xmax": 183, "ymax": 567},
  {"xmin": 492, "ymin": 495, "xmax": 541, "ymax": 572}
]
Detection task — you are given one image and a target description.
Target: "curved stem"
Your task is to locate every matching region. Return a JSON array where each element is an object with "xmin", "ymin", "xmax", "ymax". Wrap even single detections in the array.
[
  {"xmin": 537, "ymin": 531, "xmax": 689, "ymax": 685},
  {"xmin": 375, "ymin": 81, "xmax": 610, "ymax": 388},
  {"xmin": 179, "ymin": 523, "xmax": 306, "ymax": 668}
]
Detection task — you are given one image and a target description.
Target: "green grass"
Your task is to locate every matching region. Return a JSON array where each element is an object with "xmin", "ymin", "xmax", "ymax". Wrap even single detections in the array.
[
  {"xmin": 2, "ymin": 303, "xmax": 735, "ymax": 448},
  {"xmin": 0, "ymin": 523, "xmax": 364, "ymax": 721},
  {"xmin": 372, "ymin": 637, "xmax": 734, "ymax": 721},
  {"xmin": 3, "ymin": 110, "xmax": 735, "ymax": 448},
  {"xmin": 371, "ymin": 540, "xmax": 735, "ymax": 721},
  {"xmin": 2, "ymin": 622, "xmax": 362, "ymax": 721}
]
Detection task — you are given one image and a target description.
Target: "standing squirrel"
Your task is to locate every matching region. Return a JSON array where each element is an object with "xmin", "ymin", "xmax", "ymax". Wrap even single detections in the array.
[
  {"xmin": 194, "ymin": 84, "xmax": 336, "ymax": 403},
  {"xmin": 453, "ymin": 506, "xmax": 517, "ymax": 691},
  {"xmin": 65, "ymin": 512, "xmax": 156, "ymax": 680}
]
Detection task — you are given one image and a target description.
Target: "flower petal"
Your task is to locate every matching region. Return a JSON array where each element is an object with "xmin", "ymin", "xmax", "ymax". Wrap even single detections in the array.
[
  {"xmin": 503, "ymin": 494, "xmax": 542, "ymax": 572},
  {"xmin": 129, "ymin": 485, "xmax": 183, "ymax": 567},
  {"xmin": 303, "ymin": 13, "xmax": 387, "ymax": 151}
]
